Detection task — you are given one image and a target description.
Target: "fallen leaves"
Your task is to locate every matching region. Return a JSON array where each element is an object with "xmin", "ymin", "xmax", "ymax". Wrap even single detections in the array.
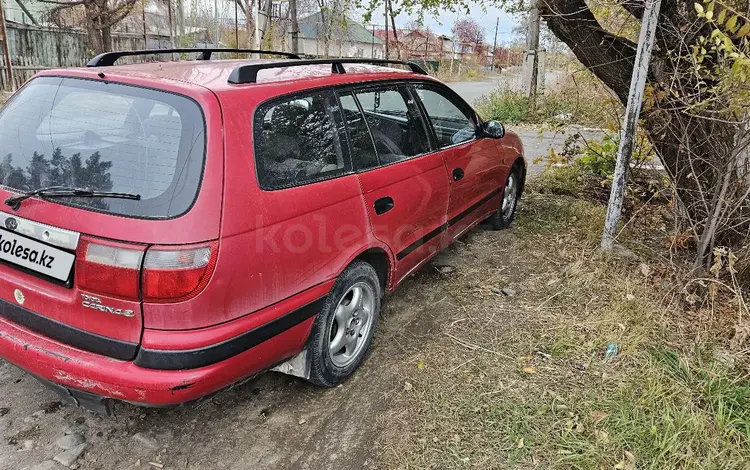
[
  {"xmin": 639, "ymin": 263, "xmax": 651, "ymax": 277},
  {"xmin": 523, "ymin": 366, "xmax": 537, "ymax": 374},
  {"xmin": 615, "ymin": 450, "xmax": 636, "ymax": 470}
]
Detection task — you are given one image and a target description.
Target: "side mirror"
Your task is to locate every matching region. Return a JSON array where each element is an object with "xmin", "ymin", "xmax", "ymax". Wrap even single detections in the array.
[{"xmin": 481, "ymin": 120, "xmax": 505, "ymax": 139}]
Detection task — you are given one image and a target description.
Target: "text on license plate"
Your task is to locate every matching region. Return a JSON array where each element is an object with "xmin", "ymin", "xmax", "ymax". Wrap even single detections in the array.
[{"xmin": 0, "ymin": 229, "xmax": 75, "ymax": 281}]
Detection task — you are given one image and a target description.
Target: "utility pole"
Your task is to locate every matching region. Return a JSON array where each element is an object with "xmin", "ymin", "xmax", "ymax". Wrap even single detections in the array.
[
  {"xmin": 384, "ymin": 0, "xmax": 389, "ymax": 59},
  {"xmin": 290, "ymin": 0, "xmax": 299, "ymax": 54},
  {"xmin": 0, "ymin": 1, "xmax": 12, "ymax": 88},
  {"xmin": 449, "ymin": 40, "xmax": 455, "ymax": 78},
  {"xmin": 524, "ymin": 0, "xmax": 540, "ymax": 99},
  {"xmin": 491, "ymin": 17, "xmax": 498, "ymax": 71},
  {"xmin": 601, "ymin": 0, "xmax": 662, "ymax": 250}
]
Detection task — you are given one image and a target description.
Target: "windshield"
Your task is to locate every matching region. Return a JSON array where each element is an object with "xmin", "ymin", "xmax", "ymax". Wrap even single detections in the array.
[{"xmin": 0, "ymin": 77, "xmax": 206, "ymax": 218}]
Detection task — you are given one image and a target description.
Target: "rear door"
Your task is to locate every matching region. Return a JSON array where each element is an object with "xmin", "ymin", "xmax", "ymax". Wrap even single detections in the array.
[
  {"xmin": 412, "ymin": 82, "xmax": 505, "ymax": 245},
  {"xmin": 339, "ymin": 84, "xmax": 450, "ymax": 283}
]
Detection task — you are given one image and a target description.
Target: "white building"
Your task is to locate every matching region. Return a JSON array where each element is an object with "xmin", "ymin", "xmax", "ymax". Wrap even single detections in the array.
[{"xmin": 297, "ymin": 11, "xmax": 384, "ymax": 58}]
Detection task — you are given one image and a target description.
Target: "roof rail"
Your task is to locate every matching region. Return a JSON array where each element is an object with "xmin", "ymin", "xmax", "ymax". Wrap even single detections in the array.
[
  {"xmin": 227, "ymin": 58, "xmax": 429, "ymax": 84},
  {"xmin": 87, "ymin": 48, "xmax": 301, "ymax": 67}
]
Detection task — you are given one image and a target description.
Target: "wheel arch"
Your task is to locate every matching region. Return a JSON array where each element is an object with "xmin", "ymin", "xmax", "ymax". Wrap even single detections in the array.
[{"xmin": 351, "ymin": 247, "xmax": 392, "ymax": 295}]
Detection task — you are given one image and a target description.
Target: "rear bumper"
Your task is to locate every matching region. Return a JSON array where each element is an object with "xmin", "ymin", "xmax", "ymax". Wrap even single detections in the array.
[
  {"xmin": 0, "ymin": 312, "xmax": 316, "ymax": 406},
  {"xmin": 0, "ymin": 280, "xmax": 333, "ymax": 407}
]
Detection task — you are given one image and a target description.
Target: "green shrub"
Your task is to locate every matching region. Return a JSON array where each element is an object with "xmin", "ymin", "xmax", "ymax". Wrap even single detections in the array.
[
  {"xmin": 580, "ymin": 135, "xmax": 618, "ymax": 177},
  {"xmin": 475, "ymin": 90, "xmax": 532, "ymax": 124},
  {"xmin": 534, "ymin": 164, "xmax": 584, "ymax": 197}
]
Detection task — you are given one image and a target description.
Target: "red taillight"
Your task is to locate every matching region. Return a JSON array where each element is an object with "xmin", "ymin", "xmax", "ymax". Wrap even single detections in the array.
[
  {"xmin": 76, "ymin": 238, "xmax": 145, "ymax": 300},
  {"xmin": 142, "ymin": 242, "xmax": 217, "ymax": 303}
]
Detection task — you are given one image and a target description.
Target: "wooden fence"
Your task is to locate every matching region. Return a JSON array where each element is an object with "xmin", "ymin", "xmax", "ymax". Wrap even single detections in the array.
[{"xmin": 0, "ymin": 22, "xmax": 170, "ymax": 90}]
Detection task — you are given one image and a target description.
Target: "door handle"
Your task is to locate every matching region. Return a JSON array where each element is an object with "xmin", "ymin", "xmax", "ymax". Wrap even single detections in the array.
[
  {"xmin": 374, "ymin": 197, "xmax": 394, "ymax": 215},
  {"xmin": 452, "ymin": 168, "xmax": 465, "ymax": 181}
]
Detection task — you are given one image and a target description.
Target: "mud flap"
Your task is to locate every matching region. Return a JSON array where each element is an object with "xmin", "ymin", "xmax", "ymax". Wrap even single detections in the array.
[{"xmin": 270, "ymin": 349, "xmax": 311, "ymax": 380}]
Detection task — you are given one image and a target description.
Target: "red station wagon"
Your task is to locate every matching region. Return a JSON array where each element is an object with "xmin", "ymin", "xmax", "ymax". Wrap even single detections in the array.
[{"xmin": 0, "ymin": 49, "xmax": 525, "ymax": 411}]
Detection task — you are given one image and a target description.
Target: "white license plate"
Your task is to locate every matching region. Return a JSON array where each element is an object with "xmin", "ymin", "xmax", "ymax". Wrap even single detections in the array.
[{"xmin": 0, "ymin": 228, "xmax": 75, "ymax": 281}]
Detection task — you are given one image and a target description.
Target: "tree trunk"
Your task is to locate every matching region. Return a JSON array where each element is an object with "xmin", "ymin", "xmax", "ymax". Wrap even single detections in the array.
[
  {"xmin": 289, "ymin": 0, "xmax": 298, "ymax": 54},
  {"xmin": 84, "ymin": 4, "xmax": 103, "ymax": 54},
  {"xmin": 539, "ymin": 0, "xmax": 748, "ymax": 264},
  {"xmin": 101, "ymin": 25, "xmax": 112, "ymax": 52},
  {"xmin": 387, "ymin": 0, "xmax": 399, "ymax": 59}
]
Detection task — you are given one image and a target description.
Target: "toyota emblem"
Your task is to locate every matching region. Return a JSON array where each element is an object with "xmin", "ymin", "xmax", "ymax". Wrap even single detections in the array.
[{"xmin": 4, "ymin": 217, "xmax": 18, "ymax": 231}]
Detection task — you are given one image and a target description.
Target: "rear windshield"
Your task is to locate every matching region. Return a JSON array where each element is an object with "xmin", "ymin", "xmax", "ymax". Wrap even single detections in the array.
[{"xmin": 0, "ymin": 77, "xmax": 206, "ymax": 218}]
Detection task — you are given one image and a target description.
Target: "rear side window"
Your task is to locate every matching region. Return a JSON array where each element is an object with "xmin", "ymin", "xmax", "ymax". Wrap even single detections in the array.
[
  {"xmin": 0, "ymin": 77, "xmax": 206, "ymax": 219},
  {"xmin": 353, "ymin": 86, "xmax": 430, "ymax": 164},
  {"xmin": 254, "ymin": 90, "xmax": 348, "ymax": 190},
  {"xmin": 338, "ymin": 92, "xmax": 379, "ymax": 171}
]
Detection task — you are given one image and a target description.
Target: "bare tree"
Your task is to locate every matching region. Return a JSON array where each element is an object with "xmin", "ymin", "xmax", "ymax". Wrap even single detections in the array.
[
  {"xmin": 42, "ymin": 0, "xmax": 139, "ymax": 53},
  {"xmin": 538, "ymin": 0, "xmax": 750, "ymax": 269},
  {"xmin": 451, "ymin": 17, "xmax": 483, "ymax": 52}
]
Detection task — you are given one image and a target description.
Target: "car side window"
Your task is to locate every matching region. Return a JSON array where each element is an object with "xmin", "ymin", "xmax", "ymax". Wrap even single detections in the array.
[
  {"xmin": 254, "ymin": 90, "xmax": 348, "ymax": 190},
  {"xmin": 338, "ymin": 92, "xmax": 379, "ymax": 171},
  {"xmin": 353, "ymin": 85, "xmax": 431, "ymax": 165},
  {"xmin": 414, "ymin": 84, "xmax": 477, "ymax": 148}
]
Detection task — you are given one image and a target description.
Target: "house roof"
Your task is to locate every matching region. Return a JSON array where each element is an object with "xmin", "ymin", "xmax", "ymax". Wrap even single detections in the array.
[
  {"xmin": 373, "ymin": 29, "xmax": 406, "ymax": 42},
  {"xmin": 298, "ymin": 11, "xmax": 383, "ymax": 45}
]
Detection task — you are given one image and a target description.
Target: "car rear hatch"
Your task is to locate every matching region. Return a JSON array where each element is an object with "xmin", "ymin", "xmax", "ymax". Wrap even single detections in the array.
[{"xmin": 0, "ymin": 74, "xmax": 222, "ymax": 360}]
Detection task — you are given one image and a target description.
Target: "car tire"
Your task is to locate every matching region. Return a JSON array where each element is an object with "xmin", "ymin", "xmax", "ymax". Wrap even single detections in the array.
[
  {"xmin": 489, "ymin": 166, "xmax": 521, "ymax": 230},
  {"xmin": 307, "ymin": 260, "xmax": 381, "ymax": 387}
]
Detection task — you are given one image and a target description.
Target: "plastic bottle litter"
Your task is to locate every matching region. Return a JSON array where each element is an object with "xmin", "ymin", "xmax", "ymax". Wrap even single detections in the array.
[{"xmin": 604, "ymin": 344, "xmax": 618, "ymax": 361}]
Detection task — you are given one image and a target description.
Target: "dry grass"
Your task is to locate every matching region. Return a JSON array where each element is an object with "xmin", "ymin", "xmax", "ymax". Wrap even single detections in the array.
[
  {"xmin": 375, "ymin": 191, "xmax": 750, "ymax": 469},
  {"xmin": 475, "ymin": 68, "xmax": 621, "ymax": 128}
]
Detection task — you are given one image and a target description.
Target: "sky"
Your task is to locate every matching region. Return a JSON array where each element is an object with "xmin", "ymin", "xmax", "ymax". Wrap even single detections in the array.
[{"xmin": 365, "ymin": 3, "xmax": 521, "ymax": 45}]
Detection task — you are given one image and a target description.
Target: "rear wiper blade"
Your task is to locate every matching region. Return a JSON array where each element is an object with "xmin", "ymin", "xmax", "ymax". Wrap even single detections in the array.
[{"xmin": 4, "ymin": 186, "xmax": 141, "ymax": 211}]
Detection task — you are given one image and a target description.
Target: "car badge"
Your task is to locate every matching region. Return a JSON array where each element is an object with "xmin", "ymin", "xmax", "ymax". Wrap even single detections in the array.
[
  {"xmin": 5, "ymin": 217, "xmax": 18, "ymax": 231},
  {"xmin": 14, "ymin": 289, "xmax": 25, "ymax": 306}
]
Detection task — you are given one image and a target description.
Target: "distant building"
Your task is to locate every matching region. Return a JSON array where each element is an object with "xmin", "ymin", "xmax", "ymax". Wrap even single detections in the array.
[
  {"xmin": 373, "ymin": 29, "xmax": 467, "ymax": 61},
  {"xmin": 1, "ymin": 0, "xmax": 50, "ymax": 25},
  {"xmin": 297, "ymin": 11, "xmax": 384, "ymax": 58}
]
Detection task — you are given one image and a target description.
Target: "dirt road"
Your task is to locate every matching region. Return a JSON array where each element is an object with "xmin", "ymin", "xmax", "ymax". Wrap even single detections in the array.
[{"xmin": 0, "ymin": 253, "xmax": 462, "ymax": 470}]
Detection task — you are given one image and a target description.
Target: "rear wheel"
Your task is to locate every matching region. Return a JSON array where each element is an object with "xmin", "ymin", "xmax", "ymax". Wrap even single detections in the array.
[
  {"xmin": 489, "ymin": 167, "xmax": 521, "ymax": 230},
  {"xmin": 308, "ymin": 261, "xmax": 381, "ymax": 387}
]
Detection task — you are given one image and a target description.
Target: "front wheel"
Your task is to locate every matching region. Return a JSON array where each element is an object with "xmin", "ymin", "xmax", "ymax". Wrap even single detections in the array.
[
  {"xmin": 489, "ymin": 168, "xmax": 521, "ymax": 230},
  {"xmin": 307, "ymin": 261, "xmax": 381, "ymax": 387}
]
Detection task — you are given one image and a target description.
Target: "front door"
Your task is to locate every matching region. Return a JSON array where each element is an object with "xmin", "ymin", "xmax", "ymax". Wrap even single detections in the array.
[
  {"xmin": 412, "ymin": 83, "xmax": 505, "ymax": 245},
  {"xmin": 338, "ymin": 85, "xmax": 450, "ymax": 283}
]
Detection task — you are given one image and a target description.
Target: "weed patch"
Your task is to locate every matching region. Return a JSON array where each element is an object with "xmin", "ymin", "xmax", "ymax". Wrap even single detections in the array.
[
  {"xmin": 377, "ymin": 194, "xmax": 750, "ymax": 469},
  {"xmin": 475, "ymin": 69, "xmax": 621, "ymax": 127}
]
